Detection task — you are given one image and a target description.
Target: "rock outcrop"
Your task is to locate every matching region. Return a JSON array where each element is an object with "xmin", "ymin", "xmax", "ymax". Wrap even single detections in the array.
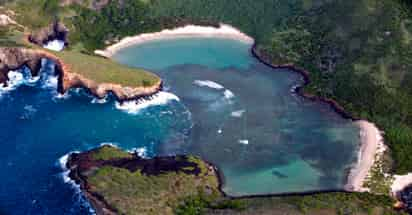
[
  {"xmin": 0, "ymin": 14, "xmax": 17, "ymax": 26},
  {"xmin": 0, "ymin": 47, "xmax": 162, "ymax": 100},
  {"xmin": 28, "ymin": 21, "xmax": 69, "ymax": 47},
  {"xmin": 66, "ymin": 145, "xmax": 220, "ymax": 215}
]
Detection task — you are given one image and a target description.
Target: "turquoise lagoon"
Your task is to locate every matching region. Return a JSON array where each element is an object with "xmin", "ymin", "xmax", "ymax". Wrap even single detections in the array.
[{"xmin": 113, "ymin": 37, "xmax": 361, "ymax": 196}]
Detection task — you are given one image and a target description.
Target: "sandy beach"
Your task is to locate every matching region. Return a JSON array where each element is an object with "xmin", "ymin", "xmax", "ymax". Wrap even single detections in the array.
[
  {"xmin": 345, "ymin": 120, "xmax": 386, "ymax": 192},
  {"xmin": 94, "ymin": 24, "xmax": 254, "ymax": 58}
]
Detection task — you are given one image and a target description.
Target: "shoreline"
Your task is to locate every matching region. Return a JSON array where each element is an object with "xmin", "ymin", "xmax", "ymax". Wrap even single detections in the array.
[
  {"xmin": 94, "ymin": 24, "xmax": 406, "ymax": 197},
  {"xmin": 94, "ymin": 24, "xmax": 255, "ymax": 58},
  {"xmin": 0, "ymin": 47, "xmax": 162, "ymax": 102},
  {"xmin": 345, "ymin": 120, "xmax": 386, "ymax": 192}
]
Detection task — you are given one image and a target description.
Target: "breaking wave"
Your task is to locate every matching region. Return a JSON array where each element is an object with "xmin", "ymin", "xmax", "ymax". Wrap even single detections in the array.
[
  {"xmin": 57, "ymin": 153, "xmax": 95, "ymax": 214},
  {"xmin": 115, "ymin": 91, "xmax": 180, "ymax": 114},
  {"xmin": 193, "ymin": 80, "xmax": 225, "ymax": 89},
  {"xmin": 231, "ymin": 109, "xmax": 245, "ymax": 117},
  {"xmin": 224, "ymin": 89, "xmax": 235, "ymax": 99}
]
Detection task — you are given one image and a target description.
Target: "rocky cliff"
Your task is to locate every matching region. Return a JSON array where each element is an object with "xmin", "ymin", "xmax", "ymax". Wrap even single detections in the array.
[
  {"xmin": 28, "ymin": 21, "xmax": 69, "ymax": 47},
  {"xmin": 0, "ymin": 47, "xmax": 162, "ymax": 100}
]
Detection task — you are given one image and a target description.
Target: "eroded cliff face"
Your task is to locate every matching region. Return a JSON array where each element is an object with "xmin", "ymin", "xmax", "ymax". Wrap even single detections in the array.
[
  {"xmin": 28, "ymin": 21, "xmax": 69, "ymax": 47},
  {"xmin": 0, "ymin": 47, "xmax": 44, "ymax": 81},
  {"xmin": 0, "ymin": 47, "xmax": 162, "ymax": 100}
]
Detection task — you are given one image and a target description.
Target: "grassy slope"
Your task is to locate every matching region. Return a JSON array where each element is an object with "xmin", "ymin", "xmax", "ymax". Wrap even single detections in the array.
[
  {"xmin": 85, "ymin": 147, "xmax": 221, "ymax": 215},
  {"xmin": 54, "ymin": 50, "xmax": 160, "ymax": 87}
]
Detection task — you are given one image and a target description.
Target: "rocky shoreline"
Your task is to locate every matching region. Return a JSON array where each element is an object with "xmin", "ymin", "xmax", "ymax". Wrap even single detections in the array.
[
  {"xmin": 0, "ymin": 47, "xmax": 162, "ymax": 101},
  {"xmin": 250, "ymin": 44, "xmax": 390, "ymax": 193},
  {"xmin": 65, "ymin": 145, "xmax": 221, "ymax": 215}
]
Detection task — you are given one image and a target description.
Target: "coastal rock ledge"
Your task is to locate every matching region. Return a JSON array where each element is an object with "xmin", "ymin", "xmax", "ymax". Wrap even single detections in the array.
[{"xmin": 0, "ymin": 47, "xmax": 162, "ymax": 101}]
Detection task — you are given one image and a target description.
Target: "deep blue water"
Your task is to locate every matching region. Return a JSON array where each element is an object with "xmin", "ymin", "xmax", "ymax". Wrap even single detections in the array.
[{"xmin": 0, "ymin": 37, "xmax": 360, "ymax": 214}]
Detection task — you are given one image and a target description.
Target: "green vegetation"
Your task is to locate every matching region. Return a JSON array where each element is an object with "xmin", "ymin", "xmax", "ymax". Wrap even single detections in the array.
[
  {"xmin": 3, "ymin": 0, "xmax": 412, "ymax": 212},
  {"xmin": 0, "ymin": 25, "xmax": 25, "ymax": 47},
  {"xmin": 223, "ymin": 192, "xmax": 403, "ymax": 215},
  {"xmin": 90, "ymin": 145, "xmax": 132, "ymax": 161},
  {"xmin": 54, "ymin": 50, "xmax": 160, "ymax": 87},
  {"xmin": 76, "ymin": 146, "xmax": 405, "ymax": 215},
  {"xmin": 86, "ymin": 157, "xmax": 220, "ymax": 215}
]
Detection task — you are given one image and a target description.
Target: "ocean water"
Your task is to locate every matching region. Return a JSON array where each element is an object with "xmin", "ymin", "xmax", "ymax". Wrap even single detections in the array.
[
  {"xmin": 0, "ymin": 37, "xmax": 360, "ymax": 214},
  {"xmin": 113, "ymin": 37, "xmax": 361, "ymax": 196},
  {"xmin": 0, "ymin": 62, "xmax": 191, "ymax": 214}
]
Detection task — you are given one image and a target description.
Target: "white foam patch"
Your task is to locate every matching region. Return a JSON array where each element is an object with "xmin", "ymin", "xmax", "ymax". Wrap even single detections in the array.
[
  {"xmin": 0, "ymin": 71, "xmax": 24, "ymax": 97},
  {"xmin": 115, "ymin": 91, "xmax": 180, "ymax": 114},
  {"xmin": 129, "ymin": 147, "xmax": 148, "ymax": 158},
  {"xmin": 239, "ymin": 139, "xmax": 249, "ymax": 145},
  {"xmin": 57, "ymin": 152, "xmax": 96, "ymax": 214},
  {"xmin": 91, "ymin": 97, "xmax": 108, "ymax": 104},
  {"xmin": 41, "ymin": 75, "xmax": 58, "ymax": 89},
  {"xmin": 58, "ymin": 152, "xmax": 81, "ymax": 187},
  {"xmin": 43, "ymin": 40, "xmax": 65, "ymax": 51},
  {"xmin": 193, "ymin": 80, "xmax": 225, "ymax": 90},
  {"xmin": 231, "ymin": 109, "xmax": 245, "ymax": 117},
  {"xmin": 99, "ymin": 142, "xmax": 119, "ymax": 148},
  {"xmin": 224, "ymin": 89, "xmax": 235, "ymax": 99},
  {"xmin": 53, "ymin": 93, "xmax": 70, "ymax": 100}
]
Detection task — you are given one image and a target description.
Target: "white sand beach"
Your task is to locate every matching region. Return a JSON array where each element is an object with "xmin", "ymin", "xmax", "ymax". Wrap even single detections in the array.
[
  {"xmin": 345, "ymin": 120, "xmax": 386, "ymax": 192},
  {"xmin": 94, "ymin": 24, "xmax": 254, "ymax": 58}
]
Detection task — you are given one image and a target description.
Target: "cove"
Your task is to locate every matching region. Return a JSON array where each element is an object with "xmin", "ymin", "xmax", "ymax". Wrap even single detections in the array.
[{"xmin": 112, "ymin": 37, "xmax": 361, "ymax": 196}]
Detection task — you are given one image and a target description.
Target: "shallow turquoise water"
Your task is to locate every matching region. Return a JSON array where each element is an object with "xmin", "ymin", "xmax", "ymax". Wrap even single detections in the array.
[{"xmin": 113, "ymin": 37, "xmax": 361, "ymax": 196}]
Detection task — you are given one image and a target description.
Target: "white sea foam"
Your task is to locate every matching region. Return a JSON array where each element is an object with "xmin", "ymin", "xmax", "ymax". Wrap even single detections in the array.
[
  {"xmin": 99, "ymin": 142, "xmax": 119, "ymax": 148},
  {"xmin": 43, "ymin": 40, "xmax": 65, "ymax": 51},
  {"xmin": 58, "ymin": 152, "xmax": 80, "ymax": 185},
  {"xmin": 115, "ymin": 91, "xmax": 180, "ymax": 114},
  {"xmin": 57, "ymin": 152, "xmax": 96, "ymax": 214},
  {"xmin": 42, "ymin": 75, "xmax": 58, "ymax": 89},
  {"xmin": 193, "ymin": 80, "xmax": 225, "ymax": 90},
  {"xmin": 0, "ymin": 71, "xmax": 25, "ymax": 97},
  {"xmin": 239, "ymin": 139, "xmax": 249, "ymax": 145},
  {"xmin": 53, "ymin": 93, "xmax": 70, "ymax": 100},
  {"xmin": 231, "ymin": 109, "xmax": 245, "ymax": 117},
  {"xmin": 129, "ymin": 147, "xmax": 148, "ymax": 158},
  {"xmin": 224, "ymin": 89, "xmax": 235, "ymax": 99},
  {"xmin": 91, "ymin": 97, "xmax": 108, "ymax": 104}
]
